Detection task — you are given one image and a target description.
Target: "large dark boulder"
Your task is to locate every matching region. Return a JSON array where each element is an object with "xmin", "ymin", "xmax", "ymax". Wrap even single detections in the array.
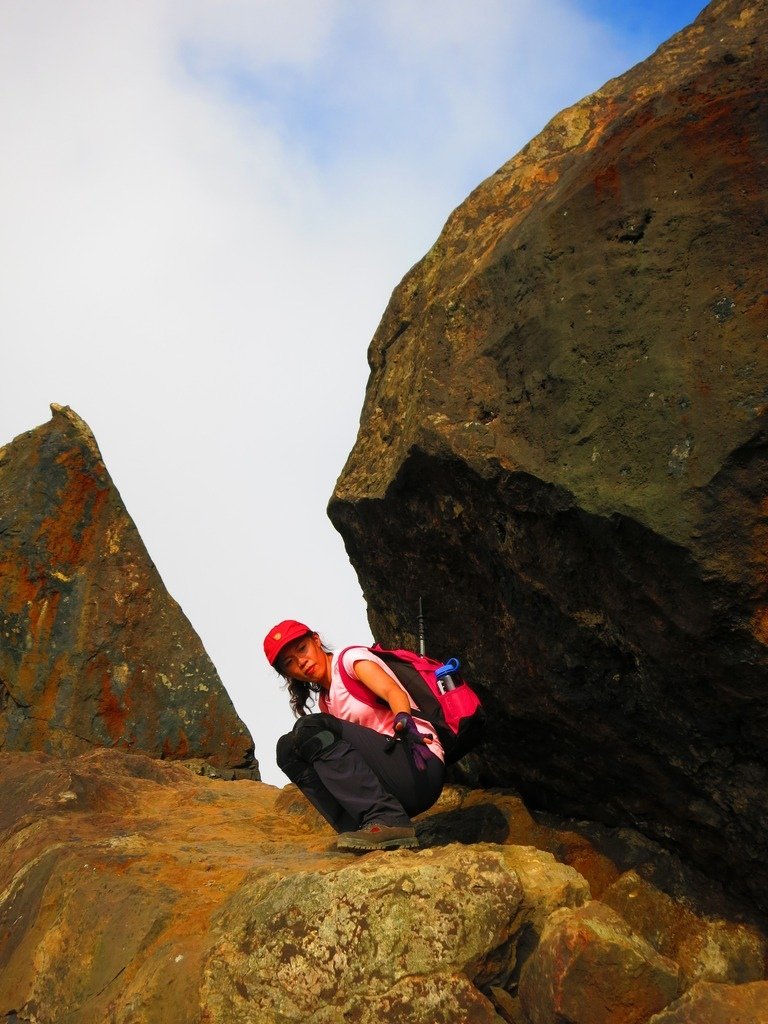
[
  {"xmin": 0, "ymin": 405, "xmax": 255, "ymax": 770},
  {"xmin": 329, "ymin": 1, "xmax": 768, "ymax": 908}
]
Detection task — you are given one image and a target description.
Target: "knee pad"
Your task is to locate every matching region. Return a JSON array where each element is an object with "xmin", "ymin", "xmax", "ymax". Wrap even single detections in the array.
[
  {"xmin": 293, "ymin": 714, "xmax": 341, "ymax": 762},
  {"xmin": 275, "ymin": 732, "xmax": 295, "ymax": 771}
]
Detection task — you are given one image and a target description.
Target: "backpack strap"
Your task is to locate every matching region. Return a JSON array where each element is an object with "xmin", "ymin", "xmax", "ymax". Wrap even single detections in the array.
[
  {"xmin": 338, "ymin": 646, "xmax": 434, "ymax": 721},
  {"xmin": 336, "ymin": 646, "xmax": 388, "ymax": 708}
]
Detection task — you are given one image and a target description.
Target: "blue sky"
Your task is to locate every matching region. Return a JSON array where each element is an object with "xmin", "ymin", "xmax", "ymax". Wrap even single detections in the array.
[
  {"xmin": 175, "ymin": 1, "xmax": 711, "ymax": 265},
  {"xmin": 0, "ymin": 1, "xmax": 710, "ymax": 782},
  {"xmin": 581, "ymin": 0, "xmax": 705, "ymax": 41}
]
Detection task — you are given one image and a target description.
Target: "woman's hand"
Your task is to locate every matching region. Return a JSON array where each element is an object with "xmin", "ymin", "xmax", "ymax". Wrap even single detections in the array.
[
  {"xmin": 392, "ymin": 712, "xmax": 432, "ymax": 771},
  {"xmin": 352, "ymin": 659, "xmax": 433, "ymax": 770}
]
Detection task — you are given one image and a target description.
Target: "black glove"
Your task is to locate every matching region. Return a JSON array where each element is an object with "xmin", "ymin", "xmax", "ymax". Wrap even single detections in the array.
[{"xmin": 388, "ymin": 712, "xmax": 432, "ymax": 771}]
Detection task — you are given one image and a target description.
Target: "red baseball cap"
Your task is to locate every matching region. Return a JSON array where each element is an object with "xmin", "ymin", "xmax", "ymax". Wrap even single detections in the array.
[{"xmin": 263, "ymin": 619, "xmax": 312, "ymax": 666}]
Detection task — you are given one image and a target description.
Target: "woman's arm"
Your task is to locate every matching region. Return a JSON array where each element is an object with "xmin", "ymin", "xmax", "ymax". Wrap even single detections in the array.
[{"xmin": 352, "ymin": 659, "xmax": 412, "ymax": 716}]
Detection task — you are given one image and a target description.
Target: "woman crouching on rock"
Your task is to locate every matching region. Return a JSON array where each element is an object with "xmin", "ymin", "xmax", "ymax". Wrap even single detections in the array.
[{"xmin": 265, "ymin": 619, "xmax": 445, "ymax": 851}]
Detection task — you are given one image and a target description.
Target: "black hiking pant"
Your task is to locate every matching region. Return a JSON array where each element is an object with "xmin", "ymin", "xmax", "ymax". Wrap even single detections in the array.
[{"xmin": 276, "ymin": 713, "xmax": 445, "ymax": 833}]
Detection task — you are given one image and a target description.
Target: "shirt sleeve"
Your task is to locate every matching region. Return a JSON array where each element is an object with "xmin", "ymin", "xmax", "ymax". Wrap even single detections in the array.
[{"xmin": 340, "ymin": 647, "xmax": 404, "ymax": 687}]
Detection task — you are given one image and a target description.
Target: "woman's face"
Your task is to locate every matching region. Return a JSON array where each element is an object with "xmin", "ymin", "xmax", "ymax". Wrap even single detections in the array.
[{"xmin": 279, "ymin": 633, "xmax": 326, "ymax": 682}]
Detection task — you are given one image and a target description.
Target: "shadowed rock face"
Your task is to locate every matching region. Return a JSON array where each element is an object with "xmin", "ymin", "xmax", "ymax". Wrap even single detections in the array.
[
  {"xmin": 0, "ymin": 406, "xmax": 255, "ymax": 770},
  {"xmin": 329, "ymin": 1, "xmax": 768, "ymax": 907}
]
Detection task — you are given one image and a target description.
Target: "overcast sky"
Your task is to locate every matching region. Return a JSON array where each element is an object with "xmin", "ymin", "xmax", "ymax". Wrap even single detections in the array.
[{"xmin": 0, "ymin": 0, "xmax": 705, "ymax": 784}]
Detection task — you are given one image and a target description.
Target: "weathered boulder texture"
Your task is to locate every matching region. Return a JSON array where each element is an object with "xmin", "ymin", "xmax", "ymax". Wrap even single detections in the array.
[
  {"xmin": 519, "ymin": 902, "xmax": 682, "ymax": 1024},
  {"xmin": 648, "ymin": 980, "xmax": 768, "ymax": 1022},
  {"xmin": 1, "ymin": 749, "xmax": 766, "ymax": 1024},
  {"xmin": 0, "ymin": 406, "xmax": 255, "ymax": 770},
  {"xmin": 329, "ymin": 0, "xmax": 768, "ymax": 909}
]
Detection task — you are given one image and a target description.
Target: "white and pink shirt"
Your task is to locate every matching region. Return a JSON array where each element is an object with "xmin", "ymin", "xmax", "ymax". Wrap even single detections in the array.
[{"xmin": 318, "ymin": 646, "xmax": 445, "ymax": 763}]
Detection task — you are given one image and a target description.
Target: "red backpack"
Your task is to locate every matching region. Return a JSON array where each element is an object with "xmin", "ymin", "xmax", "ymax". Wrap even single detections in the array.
[{"xmin": 336, "ymin": 645, "xmax": 485, "ymax": 765}]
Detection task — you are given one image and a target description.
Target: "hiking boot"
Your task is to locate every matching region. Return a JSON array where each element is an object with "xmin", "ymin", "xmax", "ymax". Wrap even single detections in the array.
[{"xmin": 336, "ymin": 823, "xmax": 419, "ymax": 851}]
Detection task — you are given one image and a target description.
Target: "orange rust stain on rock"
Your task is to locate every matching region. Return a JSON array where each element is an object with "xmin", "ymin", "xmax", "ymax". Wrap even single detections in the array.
[
  {"xmin": 98, "ymin": 668, "xmax": 131, "ymax": 744},
  {"xmin": 682, "ymin": 94, "xmax": 759, "ymax": 178},
  {"xmin": 26, "ymin": 656, "xmax": 68, "ymax": 748},
  {"xmin": 13, "ymin": 582, "xmax": 63, "ymax": 675},
  {"xmin": 587, "ymin": 95, "xmax": 656, "ymax": 159},
  {"xmin": 36, "ymin": 449, "xmax": 109, "ymax": 569},
  {"xmin": 594, "ymin": 163, "xmax": 621, "ymax": 202},
  {"xmin": 199, "ymin": 699, "xmax": 251, "ymax": 765},
  {"xmin": 751, "ymin": 607, "xmax": 768, "ymax": 646},
  {"xmin": 583, "ymin": 95, "xmax": 625, "ymax": 153},
  {"xmin": 528, "ymin": 164, "xmax": 559, "ymax": 189},
  {"xmin": 0, "ymin": 558, "xmax": 43, "ymax": 614},
  {"xmin": 13, "ymin": 590, "xmax": 65, "ymax": 718},
  {"xmin": 162, "ymin": 730, "xmax": 191, "ymax": 760},
  {"xmin": 555, "ymin": 833, "xmax": 621, "ymax": 899},
  {"xmin": 198, "ymin": 711, "xmax": 226, "ymax": 762},
  {"xmin": 26, "ymin": 588, "xmax": 62, "ymax": 644}
]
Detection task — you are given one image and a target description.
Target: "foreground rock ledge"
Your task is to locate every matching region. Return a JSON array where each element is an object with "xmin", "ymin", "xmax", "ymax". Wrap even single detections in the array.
[
  {"xmin": 1, "ymin": 750, "xmax": 766, "ymax": 1024},
  {"xmin": 329, "ymin": 0, "xmax": 768, "ymax": 910},
  {"xmin": 0, "ymin": 405, "xmax": 255, "ymax": 770}
]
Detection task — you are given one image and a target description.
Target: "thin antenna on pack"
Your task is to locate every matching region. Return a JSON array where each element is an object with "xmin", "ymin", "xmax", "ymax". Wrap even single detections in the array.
[{"xmin": 417, "ymin": 597, "xmax": 426, "ymax": 656}]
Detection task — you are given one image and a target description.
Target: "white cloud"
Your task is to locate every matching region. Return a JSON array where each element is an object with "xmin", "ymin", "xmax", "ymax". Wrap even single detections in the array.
[
  {"xmin": 174, "ymin": 0, "xmax": 340, "ymax": 71},
  {"xmin": 0, "ymin": 0, "xmax": 643, "ymax": 782}
]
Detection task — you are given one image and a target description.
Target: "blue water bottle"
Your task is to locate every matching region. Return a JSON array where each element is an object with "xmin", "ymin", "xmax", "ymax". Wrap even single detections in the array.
[{"xmin": 435, "ymin": 658, "xmax": 460, "ymax": 693}]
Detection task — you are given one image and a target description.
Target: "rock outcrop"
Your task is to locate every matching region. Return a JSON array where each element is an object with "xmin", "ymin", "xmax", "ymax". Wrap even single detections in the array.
[
  {"xmin": 519, "ymin": 902, "xmax": 682, "ymax": 1024},
  {"xmin": 1, "ymin": 749, "xmax": 766, "ymax": 1023},
  {"xmin": 329, "ymin": 0, "xmax": 768, "ymax": 908},
  {"xmin": 648, "ymin": 980, "xmax": 768, "ymax": 1023},
  {"xmin": 0, "ymin": 406, "xmax": 255, "ymax": 771},
  {"xmin": 601, "ymin": 870, "xmax": 768, "ymax": 987}
]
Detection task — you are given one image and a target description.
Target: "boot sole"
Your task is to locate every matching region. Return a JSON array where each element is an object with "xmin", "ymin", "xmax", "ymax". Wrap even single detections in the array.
[{"xmin": 337, "ymin": 837, "xmax": 419, "ymax": 851}]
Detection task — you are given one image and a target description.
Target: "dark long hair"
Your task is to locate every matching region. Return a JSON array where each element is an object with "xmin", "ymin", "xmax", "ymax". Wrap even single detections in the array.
[{"xmin": 274, "ymin": 632, "xmax": 333, "ymax": 717}]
